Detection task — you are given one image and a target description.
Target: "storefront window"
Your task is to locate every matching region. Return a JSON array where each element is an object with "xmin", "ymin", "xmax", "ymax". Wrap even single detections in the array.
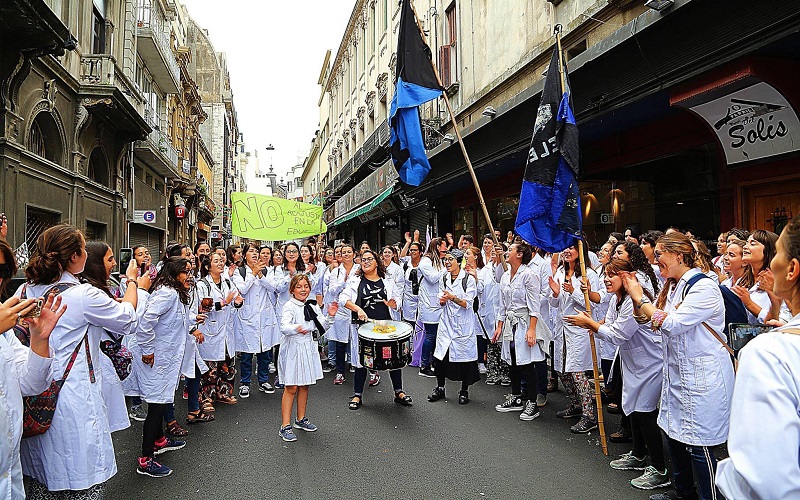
[
  {"xmin": 581, "ymin": 149, "xmax": 719, "ymax": 250},
  {"xmin": 453, "ymin": 206, "xmax": 475, "ymax": 239}
]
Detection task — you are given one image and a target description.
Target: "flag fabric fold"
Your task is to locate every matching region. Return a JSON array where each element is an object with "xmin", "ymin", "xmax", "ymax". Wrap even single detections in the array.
[
  {"xmin": 514, "ymin": 46, "xmax": 582, "ymax": 253},
  {"xmin": 389, "ymin": 0, "xmax": 444, "ymax": 187}
]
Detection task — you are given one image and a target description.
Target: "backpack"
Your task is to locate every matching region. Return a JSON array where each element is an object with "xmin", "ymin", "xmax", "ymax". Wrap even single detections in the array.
[
  {"xmin": 682, "ymin": 273, "xmax": 749, "ymax": 335},
  {"xmin": 238, "ymin": 266, "xmax": 247, "ymax": 280},
  {"xmin": 442, "ymin": 273, "xmax": 479, "ymax": 313}
]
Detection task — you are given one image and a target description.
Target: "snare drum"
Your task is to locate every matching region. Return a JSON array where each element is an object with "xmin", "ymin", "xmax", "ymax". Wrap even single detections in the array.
[{"xmin": 357, "ymin": 320, "xmax": 413, "ymax": 371}]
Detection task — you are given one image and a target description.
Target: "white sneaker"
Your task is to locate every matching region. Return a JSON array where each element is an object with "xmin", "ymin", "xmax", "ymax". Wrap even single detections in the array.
[
  {"xmin": 268, "ymin": 362, "xmax": 276, "ymax": 374},
  {"xmin": 478, "ymin": 363, "xmax": 487, "ymax": 374},
  {"xmin": 239, "ymin": 385, "xmax": 250, "ymax": 398}
]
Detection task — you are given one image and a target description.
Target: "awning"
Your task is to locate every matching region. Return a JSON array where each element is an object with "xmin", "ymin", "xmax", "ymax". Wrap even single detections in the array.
[{"xmin": 331, "ymin": 185, "xmax": 394, "ymax": 226}]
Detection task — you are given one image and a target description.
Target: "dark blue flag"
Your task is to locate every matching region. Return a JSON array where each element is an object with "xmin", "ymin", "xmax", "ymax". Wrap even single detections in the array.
[
  {"xmin": 389, "ymin": 0, "xmax": 444, "ymax": 187},
  {"xmin": 514, "ymin": 46, "xmax": 582, "ymax": 253}
]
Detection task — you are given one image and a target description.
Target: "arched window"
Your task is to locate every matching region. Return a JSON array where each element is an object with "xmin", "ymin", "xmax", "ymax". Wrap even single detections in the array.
[
  {"xmin": 88, "ymin": 147, "xmax": 110, "ymax": 187},
  {"xmin": 27, "ymin": 112, "xmax": 63, "ymax": 165}
]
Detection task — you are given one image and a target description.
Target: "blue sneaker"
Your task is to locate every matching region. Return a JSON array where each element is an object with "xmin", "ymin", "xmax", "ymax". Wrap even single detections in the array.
[
  {"xmin": 293, "ymin": 417, "xmax": 318, "ymax": 432},
  {"xmin": 279, "ymin": 425, "xmax": 297, "ymax": 442},
  {"xmin": 153, "ymin": 437, "xmax": 186, "ymax": 455},
  {"xmin": 137, "ymin": 457, "xmax": 172, "ymax": 477}
]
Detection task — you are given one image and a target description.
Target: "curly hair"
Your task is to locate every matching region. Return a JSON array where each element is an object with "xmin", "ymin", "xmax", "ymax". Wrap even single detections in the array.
[
  {"xmin": 615, "ymin": 241, "xmax": 660, "ymax": 294},
  {"xmin": 150, "ymin": 257, "xmax": 191, "ymax": 304},
  {"xmin": 605, "ymin": 259, "xmax": 654, "ymax": 311},
  {"xmin": 355, "ymin": 249, "xmax": 386, "ymax": 278}
]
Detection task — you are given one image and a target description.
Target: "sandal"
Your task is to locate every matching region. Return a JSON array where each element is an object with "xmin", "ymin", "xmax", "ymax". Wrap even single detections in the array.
[
  {"xmin": 394, "ymin": 391, "xmax": 413, "ymax": 406},
  {"xmin": 215, "ymin": 395, "xmax": 238, "ymax": 405},
  {"xmin": 201, "ymin": 399, "xmax": 215, "ymax": 413},
  {"xmin": 166, "ymin": 420, "xmax": 189, "ymax": 437},
  {"xmin": 348, "ymin": 395, "xmax": 362, "ymax": 410},
  {"xmin": 186, "ymin": 411, "xmax": 215, "ymax": 424}
]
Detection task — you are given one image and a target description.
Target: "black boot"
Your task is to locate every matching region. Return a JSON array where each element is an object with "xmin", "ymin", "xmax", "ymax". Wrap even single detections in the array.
[
  {"xmin": 458, "ymin": 390, "xmax": 469, "ymax": 405},
  {"xmin": 427, "ymin": 387, "xmax": 445, "ymax": 402}
]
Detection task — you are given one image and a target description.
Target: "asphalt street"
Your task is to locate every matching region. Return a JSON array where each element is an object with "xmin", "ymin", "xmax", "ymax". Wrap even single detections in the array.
[{"xmin": 107, "ymin": 367, "xmax": 662, "ymax": 500}]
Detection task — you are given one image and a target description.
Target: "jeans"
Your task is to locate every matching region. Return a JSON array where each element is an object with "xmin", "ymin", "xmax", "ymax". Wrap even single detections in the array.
[
  {"xmin": 535, "ymin": 360, "xmax": 548, "ymax": 396},
  {"xmin": 163, "ymin": 403, "xmax": 175, "ymax": 423},
  {"xmin": 335, "ymin": 340, "xmax": 349, "ymax": 374},
  {"xmin": 187, "ymin": 365, "xmax": 201, "ymax": 412},
  {"xmin": 328, "ymin": 339, "xmax": 337, "ymax": 366},
  {"xmin": 353, "ymin": 367, "xmax": 402, "ymax": 395},
  {"xmin": 509, "ymin": 345, "xmax": 538, "ymax": 402},
  {"xmin": 421, "ymin": 323, "xmax": 438, "ymax": 369},
  {"xmin": 240, "ymin": 351, "xmax": 271, "ymax": 384},
  {"xmin": 666, "ymin": 436, "xmax": 721, "ymax": 500},
  {"xmin": 142, "ymin": 402, "xmax": 167, "ymax": 457}
]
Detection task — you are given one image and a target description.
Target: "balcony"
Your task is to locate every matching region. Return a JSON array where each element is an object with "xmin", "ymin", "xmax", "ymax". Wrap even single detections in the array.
[
  {"xmin": 136, "ymin": 0, "xmax": 180, "ymax": 94},
  {"xmin": 78, "ymin": 54, "xmax": 150, "ymax": 140},
  {"xmin": 134, "ymin": 121, "xmax": 180, "ymax": 178}
]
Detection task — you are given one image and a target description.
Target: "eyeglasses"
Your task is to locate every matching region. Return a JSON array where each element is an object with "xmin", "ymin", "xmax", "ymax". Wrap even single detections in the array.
[
  {"xmin": 285, "ymin": 249, "xmax": 298, "ymax": 254},
  {"xmin": 361, "ymin": 257, "xmax": 375, "ymax": 264}
]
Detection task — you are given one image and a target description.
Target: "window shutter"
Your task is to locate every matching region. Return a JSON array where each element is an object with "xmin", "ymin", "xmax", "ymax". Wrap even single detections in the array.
[{"xmin": 439, "ymin": 45, "xmax": 451, "ymax": 88}]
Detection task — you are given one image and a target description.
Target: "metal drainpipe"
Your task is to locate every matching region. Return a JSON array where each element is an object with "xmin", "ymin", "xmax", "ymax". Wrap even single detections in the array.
[{"xmin": 128, "ymin": 141, "xmax": 135, "ymax": 247}]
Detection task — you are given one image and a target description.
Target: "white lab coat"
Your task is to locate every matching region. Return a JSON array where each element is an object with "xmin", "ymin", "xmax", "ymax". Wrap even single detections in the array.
[
  {"xmin": 595, "ymin": 295, "xmax": 662, "ymax": 414},
  {"xmin": 497, "ymin": 265, "xmax": 549, "ymax": 365},
  {"xmin": 417, "ymin": 256, "xmax": 447, "ymax": 324},
  {"xmin": 399, "ymin": 259, "xmax": 421, "ymax": 322},
  {"xmin": 716, "ymin": 314, "xmax": 800, "ymax": 499},
  {"xmin": 325, "ymin": 264, "xmax": 359, "ymax": 343},
  {"xmin": 19, "ymin": 273, "xmax": 138, "ymax": 491},
  {"xmin": 0, "ymin": 331, "xmax": 52, "ymax": 500},
  {"xmin": 475, "ymin": 266, "xmax": 498, "ymax": 338},
  {"xmin": 180, "ymin": 288, "xmax": 208, "ymax": 379},
  {"xmin": 120, "ymin": 288, "xmax": 151, "ymax": 397},
  {"xmin": 232, "ymin": 267, "xmax": 279, "ymax": 353},
  {"xmin": 385, "ymin": 261, "xmax": 404, "ymax": 321},
  {"xmin": 195, "ymin": 276, "xmax": 239, "ymax": 361},
  {"xmin": 134, "ymin": 287, "xmax": 190, "ymax": 404},
  {"xmin": 434, "ymin": 269, "xmax": 478, "ymax": 362},
  {"xmin": 549, "ymin": 267, "xmax": 601, "ymax": 372},
  {"xmin": 279, "ymin": 298, "xmax": 332, "ymax": 386},
  {"xmin": 95, "ymin": 329, "xmax": 129, "ymax": 433},
  {"xmin": 339, "ymin": 276, "xmax": 401, "ymax": 369},
  {"xmin": 656, "ymin": 268, "xmax": 733, "ymax": 446},
  {"xmin": 591, "ymin": 264, "xmax": 616, "ymax": 361}
]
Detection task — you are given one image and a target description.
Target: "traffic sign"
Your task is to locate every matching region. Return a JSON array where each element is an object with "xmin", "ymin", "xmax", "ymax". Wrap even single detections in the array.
[{"xmin": 134, "ymin": 210, "xmax": 157, "ymax": 224}]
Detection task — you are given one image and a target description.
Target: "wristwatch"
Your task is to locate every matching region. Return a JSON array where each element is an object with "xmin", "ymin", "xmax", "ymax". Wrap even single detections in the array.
[{"xmin": 636, "ymin": 296, "xmax": 651, "ymax": 309}]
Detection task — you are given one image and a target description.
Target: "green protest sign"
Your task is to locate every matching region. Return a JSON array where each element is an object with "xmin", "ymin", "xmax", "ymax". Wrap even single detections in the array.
[{"xmin": 230, "ymin": 192, "xmax": 327, "ymax": 241}]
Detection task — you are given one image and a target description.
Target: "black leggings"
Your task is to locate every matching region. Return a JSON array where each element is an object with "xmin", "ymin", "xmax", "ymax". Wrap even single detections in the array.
[
  {"xmin": 510, "ymin": 345, "xmax": 538, "ymax": 402},
  {"xmin": 142, "ymin": 402, "xmax": 168, "ymax": 457},
  {"xmin": 630, "ymin": 409, "xmax": 665, "ymax": 470}
]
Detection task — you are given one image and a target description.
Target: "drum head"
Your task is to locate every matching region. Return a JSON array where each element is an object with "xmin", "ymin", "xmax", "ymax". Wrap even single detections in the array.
[{"xmin": 357, "ymin": 320, "xmax": 412, "ymax": 341}]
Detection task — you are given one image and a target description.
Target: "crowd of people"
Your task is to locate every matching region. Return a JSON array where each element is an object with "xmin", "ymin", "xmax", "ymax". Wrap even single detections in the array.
[{"xmin": 1, "ymin": 213, "xmax": 799, "ymax": 499}]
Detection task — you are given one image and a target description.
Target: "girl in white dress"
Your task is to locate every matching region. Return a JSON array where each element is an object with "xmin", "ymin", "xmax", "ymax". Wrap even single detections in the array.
[{"xmin": 278, "ymin": 274, "xmax": 336, "ymax": 442}]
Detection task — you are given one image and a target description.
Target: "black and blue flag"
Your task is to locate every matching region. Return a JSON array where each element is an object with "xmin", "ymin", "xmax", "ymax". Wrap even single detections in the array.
[
  {"xmin": 389, "ymin": 0, "xmax": 444, "ymax": 186},
  {"xmin": 514, "ymin": 46, "xmax": 582, "ymax": 253}
]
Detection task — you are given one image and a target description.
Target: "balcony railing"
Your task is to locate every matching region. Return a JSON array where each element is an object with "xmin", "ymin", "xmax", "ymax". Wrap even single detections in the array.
[
  {"xmin": 79, "ymin": 54, "xmax": 146, "ymax": 116},
  {"xmin": 135, "ymin": 106, "xmax": 179, "ymax": 178},
  {"xmin": 136, "ymin": 0, "xmax": 180, "ymax": 93}
]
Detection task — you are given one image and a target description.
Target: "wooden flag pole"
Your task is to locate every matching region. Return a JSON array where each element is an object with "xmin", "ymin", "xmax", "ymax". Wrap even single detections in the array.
[
  {"xmin": 555, "ymin": 26, "xmax": 608, "ymax": 456},
  {"xmin": 407, "ymin": 1, "xmax": 506, "ymax": 268}
]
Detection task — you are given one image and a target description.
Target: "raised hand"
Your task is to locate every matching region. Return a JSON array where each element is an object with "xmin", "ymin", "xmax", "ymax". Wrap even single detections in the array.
[{"xmin": 0, "ymin": 296, "xmax": 36, "ymax": 335}]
